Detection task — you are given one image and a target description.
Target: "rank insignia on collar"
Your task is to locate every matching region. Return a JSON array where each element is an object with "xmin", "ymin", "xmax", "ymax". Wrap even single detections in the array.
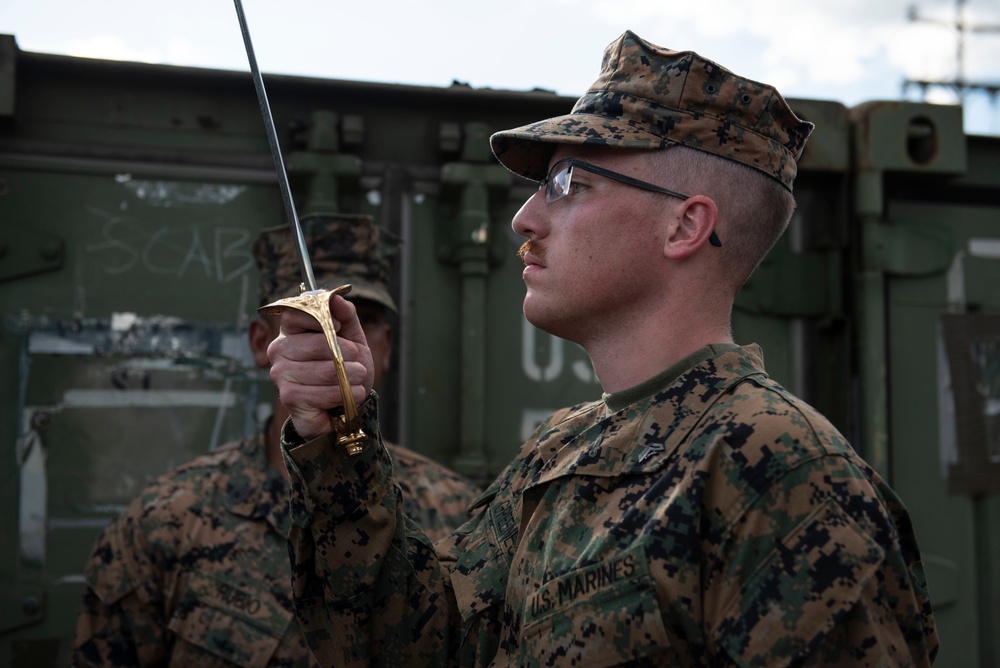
[{"xmin": 637, "ymin": 442, "xmax": 665, "ymax": 463}]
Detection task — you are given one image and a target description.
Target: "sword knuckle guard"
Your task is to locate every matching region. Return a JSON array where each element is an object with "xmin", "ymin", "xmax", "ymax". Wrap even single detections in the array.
[{"xmin": 258, "ymin": 287, "xmax": 366, "ymax": 456}]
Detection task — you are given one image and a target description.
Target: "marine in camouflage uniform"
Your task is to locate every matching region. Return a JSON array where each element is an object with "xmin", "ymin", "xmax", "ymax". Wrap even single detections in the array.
[
  {"xmin": 271, "ymin": 32, "xmax": 939, "ymax": 667},
  {"xmin": 71, "ymin": 215, "xmax": 481, "ymax": 667}
]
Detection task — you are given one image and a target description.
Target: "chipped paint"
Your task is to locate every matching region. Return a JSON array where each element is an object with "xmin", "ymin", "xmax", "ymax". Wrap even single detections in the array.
[
  {"xmin": 18, "ymin": 314, "xmax": 251, "ymax": 363},
  {"xmin": 969, "ymin": 238, "xmax": 1000, "ymax": 259},
  {"xmin": 62, "ymin": 388, "xmax": 236, "ymax": 408},
  {"xmin": 120, "ymin": 180, "xmax": 246, "ymax": 206},
  {"xmin": 28, "ymin": 333, "xmax": 95, "ymax": 355},
  {"xmin": 111, "ymin": 312, "xmax": 140, "ymax": 331}
]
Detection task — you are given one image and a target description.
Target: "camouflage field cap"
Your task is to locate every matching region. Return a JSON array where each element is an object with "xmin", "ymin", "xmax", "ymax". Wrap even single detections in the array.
[
  {"xmin": 252, "ymin": 213, "xmax": 397, "ymax": 312},
  {"xmin": 490, "ymin": 30, "xmax": 814, "ymax": 191}
]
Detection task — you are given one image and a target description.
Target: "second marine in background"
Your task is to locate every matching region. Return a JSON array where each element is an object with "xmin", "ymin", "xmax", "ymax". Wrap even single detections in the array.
[{"xmin": 71, "ymin": 213, "xmax": 481, "ymax": 667}]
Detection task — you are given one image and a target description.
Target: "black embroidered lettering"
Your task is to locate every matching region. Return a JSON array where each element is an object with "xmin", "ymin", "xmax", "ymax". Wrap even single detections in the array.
[
  {"xmin": 492, "ymin": 500, "xmax": 518, "ymax": 552},
  {"xmin": 584, "ymin": 570, "xmax": 598, "ymax": 594},
  {"xmin": 598, "ymin": 562, "xmax": 614, "ymax": 588},
  {"xmin": 530, "ymin": 589, "xmax": 552, "ymax": 617},
  {"xmin": 215, "ymin": 581, "xmax": 262, "ymax": 615},
  {"xmin": 558, "ymin": 578, "xmax": 572, "ymax": 605},
  {"xmin": 623, "ymin": 554, "xmax": 636, "ymax": 577}
]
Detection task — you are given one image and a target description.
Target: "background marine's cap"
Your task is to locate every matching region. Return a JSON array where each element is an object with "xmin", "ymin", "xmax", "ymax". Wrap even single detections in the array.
[
  {"xmin": 252, "ymin": 213, "xmax": 398, "ymax": 312},
  {"xmin": 490, "ymin": 30, "xmax": 814, "ymax": 191}
]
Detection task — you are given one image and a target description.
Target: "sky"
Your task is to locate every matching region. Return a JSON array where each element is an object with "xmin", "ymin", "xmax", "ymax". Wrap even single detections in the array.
[{"xmin": 2, "ymin": 0, "xmax": 1000, "ymax": 136}]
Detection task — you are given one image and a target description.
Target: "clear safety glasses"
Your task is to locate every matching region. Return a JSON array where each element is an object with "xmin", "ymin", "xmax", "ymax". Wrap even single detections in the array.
[{"xmin": 538, "ymin": 157, "xmax": 722, "ymax": 247}]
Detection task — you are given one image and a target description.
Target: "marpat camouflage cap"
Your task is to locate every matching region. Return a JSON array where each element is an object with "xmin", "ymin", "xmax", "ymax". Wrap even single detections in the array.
[
  {"xmin": 490, "ymin": 30, "xmax": 814, "ymax": 191},
  {"xmin": 252, "ymin": 213, "xmax": 398, "ymax": 312}
]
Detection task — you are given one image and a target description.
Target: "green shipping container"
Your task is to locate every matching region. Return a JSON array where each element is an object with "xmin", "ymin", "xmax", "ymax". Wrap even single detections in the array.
[{"xmin": 0, "ymin": 34, "xmax": 997, "ymax": 667}]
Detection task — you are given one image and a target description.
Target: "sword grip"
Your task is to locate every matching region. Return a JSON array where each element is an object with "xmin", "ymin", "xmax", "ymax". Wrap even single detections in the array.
[{"xmin": 259, "ymin": 284, "xmax": 366, "ymax": 455}]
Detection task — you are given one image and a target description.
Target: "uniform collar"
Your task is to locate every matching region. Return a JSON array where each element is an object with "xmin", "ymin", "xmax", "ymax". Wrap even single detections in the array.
[
  {"xmin": 532, "ymin": 344, "xmax": 767, "ymax": 484},
  {"xmin": 603, "ymin": 343, "xmax": 743, "ymax": 412}
]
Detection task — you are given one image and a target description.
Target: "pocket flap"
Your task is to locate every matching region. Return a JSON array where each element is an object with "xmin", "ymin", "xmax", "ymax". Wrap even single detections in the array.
[
  {"xmin": 167, "ymin": 572, "xmax": 292, "ymax": 668},
  {"xmin": 520, "ymin": 545, "xmax": 671, "ymax": 668}
]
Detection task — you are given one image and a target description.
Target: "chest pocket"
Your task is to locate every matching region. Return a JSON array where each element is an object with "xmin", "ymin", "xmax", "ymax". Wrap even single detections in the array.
[
  {"xmin": 167, "ymin": 572, "xmax": 293, "ymax": 668},
  {"xmin": 519, "ymin": 545, "xmax": 671, "ymax": 668}
]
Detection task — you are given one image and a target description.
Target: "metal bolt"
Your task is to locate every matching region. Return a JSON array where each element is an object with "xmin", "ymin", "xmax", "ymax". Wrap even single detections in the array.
[
  {"xmin": 31, "ymin": 412, "xmax": 51, "ymax": 431},
  {"xmin": 40, "ymin": 242, "xmax": 61, "ymax": 261},
  {"xmin": 22, "ymin": 597, "xmax": 40, "ymax": 615}
]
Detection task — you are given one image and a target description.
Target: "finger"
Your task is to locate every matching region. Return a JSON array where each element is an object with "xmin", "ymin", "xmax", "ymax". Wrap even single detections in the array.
[
  {"xmin": 268, "ymin": 331, "xmax": 336, "ymax": 364},
  {"xmin": 328, "ymin": 295, "xmax": 365, "ymax": 344},
  {"xmin": 271, "ymin": 362, "xmax": 371, "ymax": 429},
  {"xmin": 278, "ymin": 308, "xmax": 324, "ymax": 335},
  {"xmin": 268, "ymin": 332, "xmax": 370, "ymax": 387}
]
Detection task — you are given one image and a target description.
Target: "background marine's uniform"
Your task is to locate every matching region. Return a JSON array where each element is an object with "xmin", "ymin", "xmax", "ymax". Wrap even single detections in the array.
[
  {"xmin": 71, "ymin": 429, "xmax": 480, "ymax": 667},
  {"xmin": 284, "ymin": 345, "xmax": 938, "ymax": 667}
]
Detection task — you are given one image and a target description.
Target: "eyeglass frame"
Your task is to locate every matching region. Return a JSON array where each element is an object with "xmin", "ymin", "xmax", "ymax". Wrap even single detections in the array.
[{"xmin": 538, "ymin": 157, "xmax": 722, "ymax": 248}]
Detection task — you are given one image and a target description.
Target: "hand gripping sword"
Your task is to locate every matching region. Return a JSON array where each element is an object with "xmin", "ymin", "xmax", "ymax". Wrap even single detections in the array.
[{"xmin": 233, "ymin": 0, "xmax": 366, "ymax": 455}]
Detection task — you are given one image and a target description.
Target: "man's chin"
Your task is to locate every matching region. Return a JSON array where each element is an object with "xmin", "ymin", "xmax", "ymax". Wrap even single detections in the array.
[{"xmin": 523, "ymin": 298, "xmax": 561, "ymax": 337}]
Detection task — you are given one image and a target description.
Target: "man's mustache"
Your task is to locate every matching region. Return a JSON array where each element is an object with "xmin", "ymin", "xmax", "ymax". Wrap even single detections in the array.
[{"xmin": 518, "ymin": 240, "xmax": 545, "ymax": 264}]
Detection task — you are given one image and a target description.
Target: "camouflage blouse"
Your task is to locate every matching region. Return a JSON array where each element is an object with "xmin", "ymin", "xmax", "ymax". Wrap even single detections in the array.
[
  {"xmin": 283, "ymin": 344, "xmax": 939, "ymax": 667},
  {"xmin": 71, "ymin": 430, "xmax": 480, "ymax": 667}
]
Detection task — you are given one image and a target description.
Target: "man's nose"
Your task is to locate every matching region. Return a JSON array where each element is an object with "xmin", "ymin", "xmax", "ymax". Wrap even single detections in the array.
[{"xmin": 511, "ymin": 188, "xmax": 547, "ymax": 239}]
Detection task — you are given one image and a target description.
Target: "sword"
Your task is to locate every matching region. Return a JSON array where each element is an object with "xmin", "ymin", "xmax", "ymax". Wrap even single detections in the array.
[{"xmin": 233, "ymin": 0, "xmax": 366, "ymax": 455}]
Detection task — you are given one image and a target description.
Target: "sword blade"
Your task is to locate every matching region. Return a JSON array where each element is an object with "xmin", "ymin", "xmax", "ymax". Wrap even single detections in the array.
[{"xmin": 233, "ymin": 0, "xmax": 317, "ymax": 291}]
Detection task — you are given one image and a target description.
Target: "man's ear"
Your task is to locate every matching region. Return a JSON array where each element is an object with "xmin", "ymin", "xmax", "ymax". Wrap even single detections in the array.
[
  {"xmin": 663, "ymin": 195, "xmax": 719, "ymax": 260},
  {"xmin": 247, "ymin": 317, "xmax": 276, "ymax": 369},
  {"xmin": 381, "ymin": 324, "xmax": 394, "ymax": 374}
]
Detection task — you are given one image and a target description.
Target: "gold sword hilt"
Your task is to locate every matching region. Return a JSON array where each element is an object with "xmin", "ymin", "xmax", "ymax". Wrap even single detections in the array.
[{"xmin": 259, "ymin": 283, "xmax": 366, "ymax": 456}]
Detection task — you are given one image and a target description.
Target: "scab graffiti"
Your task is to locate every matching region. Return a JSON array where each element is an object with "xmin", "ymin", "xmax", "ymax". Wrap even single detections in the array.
[{"xmin": 85, "ymin": 214, "xmax": 254, "ymax": 283}]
